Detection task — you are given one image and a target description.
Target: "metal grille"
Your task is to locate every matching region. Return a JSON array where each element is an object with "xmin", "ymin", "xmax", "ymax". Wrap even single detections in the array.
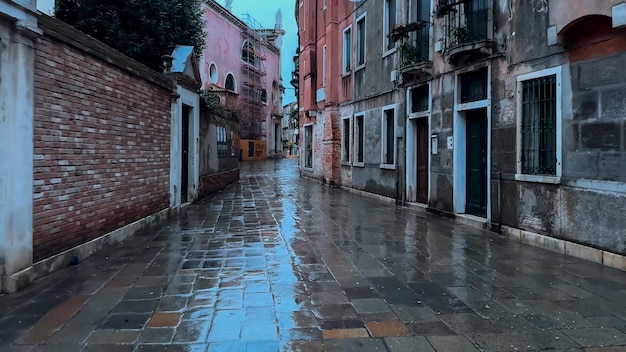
[
  {"xmin": 521, "ymin": 75, "xmax": 557, "ymax": 175},
  {"xmin": 447, "ymin": 0, "xmax": 489, "ymax": 47},
  {"xmin": 460, "ymin": 68, "xmax": 487, "ymax": 103},
  {"xmin": 411, "ymin": 85, "xmax": 429, "ymax": 113},
  {"xmin": 401, "ymin": 24, "xmax": 430, "ymax": 66}
]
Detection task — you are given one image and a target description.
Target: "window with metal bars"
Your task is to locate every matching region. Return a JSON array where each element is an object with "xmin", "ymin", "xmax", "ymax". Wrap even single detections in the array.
[
  {"xmin": 411, "ymin": 85, "xmax": 429, "ymax": 113},
  {"xmin": 521, "ymin": 75, "xmax": 557, "ymax": 175},
  {"xmin": 460, "ymin": 68, "xmax": 487, "ymax": 103}
]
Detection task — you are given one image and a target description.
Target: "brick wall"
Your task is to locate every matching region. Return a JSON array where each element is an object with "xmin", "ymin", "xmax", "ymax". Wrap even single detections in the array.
[
  {"xmin": 198, "ymin": 169, "xmax": 240, "ymax": 199},
  {"xmin": 32, "ymin": 17, "xmax": 173, "ymax": 262}
]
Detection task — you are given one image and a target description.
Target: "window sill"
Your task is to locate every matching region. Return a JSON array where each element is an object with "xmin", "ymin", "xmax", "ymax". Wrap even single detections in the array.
[
  {"xmin": 382, "ymin": 47, "xmax": 397, "ymax": 58},
  {"xmin": 341, "ymin": 161, "xmax": 351, "ymax": 167},
  {"xmin": 380, "ymin": 163, "xmax": 396, "ymax": 170},
  {"xmin": 353, "ymin": 161, "xmax": 365, "ymax": 168},
  {"xmin": 355, "ymin": 64, "xmax": 366, "ymax": 72},
  {"xmin": 303, "ymin": 166, "xmax": 313, "ymax": 171},
  {"xmin": 515, "ymin": 174, "xmax": 561, "ymax": 184},
  {"xmin": 342, "ymin": 71, "xmax": 352, "ymax": 78}
]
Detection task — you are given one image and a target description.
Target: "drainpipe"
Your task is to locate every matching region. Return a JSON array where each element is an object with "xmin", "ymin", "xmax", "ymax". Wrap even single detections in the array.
[{"xmin": 496, "ymin": 171, "xmax": 502, "ymax": 233}]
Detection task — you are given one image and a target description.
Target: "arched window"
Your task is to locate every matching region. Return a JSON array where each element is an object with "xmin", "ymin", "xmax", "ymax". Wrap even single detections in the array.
[
  {"xmin": 241, "ymin": 41, "xmax": 257, "ymax": 67},
  {"xmin": 225, "ymin": 73, "xmax": 236, "ymax": 92},
  {"xmin": 261, "ymin": 89, "xmax": 268, "ymax": 103}
]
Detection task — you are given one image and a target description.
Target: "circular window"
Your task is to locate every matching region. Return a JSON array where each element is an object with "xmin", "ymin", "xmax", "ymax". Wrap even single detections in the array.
[{"xmin": 209, "ymin": 63, "xmax": 218, "ymax": 84}]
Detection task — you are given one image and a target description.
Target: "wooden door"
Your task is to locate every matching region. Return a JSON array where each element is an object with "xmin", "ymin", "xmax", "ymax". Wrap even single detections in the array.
[
  {"xmin": 416, "ymin": 119, "xmax": 429, "ymax": 204},
  {"xmin": 465, "ymin": 109, "xmax": 487, "ymax": 217}
]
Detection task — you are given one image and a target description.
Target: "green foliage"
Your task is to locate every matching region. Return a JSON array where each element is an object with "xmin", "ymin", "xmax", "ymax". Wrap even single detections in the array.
[
  {"xmin": 199, "ymin": 90, "xmax": 237, "ymax": 120},
  {"xmin": 56, "ymin": 0, "xmax": 206, "ymax": 71}
]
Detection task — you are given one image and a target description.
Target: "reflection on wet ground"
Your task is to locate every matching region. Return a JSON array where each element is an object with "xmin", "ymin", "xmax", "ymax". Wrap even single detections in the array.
[{"xmin": 1, "ymin": 159, "xmax": 626, "ymax": 351}]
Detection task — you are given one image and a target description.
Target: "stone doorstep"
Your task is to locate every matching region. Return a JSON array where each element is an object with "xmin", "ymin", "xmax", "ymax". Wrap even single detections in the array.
[
  {"xmin": 503, "ymin": 226, "xmax": 626, "ymax": 272},
  {"xmin": 2, "ymin": 208, "xmax": 171, "ymax": 293}
]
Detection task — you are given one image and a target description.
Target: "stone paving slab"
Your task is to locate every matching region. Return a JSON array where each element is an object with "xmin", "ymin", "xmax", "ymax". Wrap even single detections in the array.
[{"xmin": 0, "ymin": 159, "xmax": 626, "ymax": 351}]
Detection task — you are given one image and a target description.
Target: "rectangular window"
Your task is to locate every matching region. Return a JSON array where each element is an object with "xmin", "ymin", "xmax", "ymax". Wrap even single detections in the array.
[
  {"xmin": 381, "ymin": 106, "xmax": 396, "ymax": 166},
  {"xmin": 384, "ymin": 0, "xmax": 396, "ymax": 52},
  {"xmin": 304, "ymin": 124, "xmax": 313, "ymax": 168},
  {"xmin": 342, "ymin": 118, "xmax": 351, "ymax": 163},
  {"xmin": 217, "ymin": 126, "xmax": 228, "ymax": 157},
  {"xmin": 410, "ymin": 85, "xmax": 429, "ymax": 113},
  {"xmin": 355, "ymin": 114, "xmax": 365, "ymax": 164},
  {"xmin": 343, "ymin": 26, "xmax": 352, "ymax": 74},
  {"xmin": 460, "ymin": 67, "xmax": 488, "ymax": 103},
  {"xmin": 521, "ymin": 75, "xmax": 557, "ymax": 176},
  {"xmin": 322, "ymin": 45, "xmax": 327, "ymax": 86},
  {"xmin": 356, "ymin": 14, "xmax": 366, "ymax": 67}
]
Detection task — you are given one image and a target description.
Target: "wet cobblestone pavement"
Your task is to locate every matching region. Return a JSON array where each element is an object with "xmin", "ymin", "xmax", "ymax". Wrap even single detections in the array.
[{"xmin": 2, "ymin": 159, "xmax": 626, "ymax": 351}]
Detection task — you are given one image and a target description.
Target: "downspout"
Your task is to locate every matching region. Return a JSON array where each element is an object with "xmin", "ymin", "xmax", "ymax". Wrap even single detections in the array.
[
  {"xmin": 395, "ymin": 0, "xmax": 408, "ymax": 206},
  {"xmin": 495, "ymin": 171, "xmax": 502, "ymax": 233}
]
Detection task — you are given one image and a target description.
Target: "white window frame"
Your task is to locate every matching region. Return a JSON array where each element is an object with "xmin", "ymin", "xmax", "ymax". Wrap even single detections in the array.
[
  {"xmin": 355, "ymin": 13, "xmax": 367, "ymax": 70},
  {"xmin": 383, "ymin": 0, "xmax": 397, "ymax": 57},
  {"xmin": 407, "ymin": 84, "xmax": 431, "ymax": 119},
  {"xmin": 342, "ymin": 116, "xmax": 352, "ymax": 165},
  {"xmin": 353, "ymin": 113, "xmax": 365, "ymax": 167},
  {"xmin": 380, "ymin": 104, "xmax": 397, "ymax": 169},
  {"xmin": 224, "ymin": 72, "xmax": 237, "ymax": 93},
  {"xmin": 342, "ymin": 25, "xmax": 352, "ymax": 75},
  {"xmin": 515, "ymin": 66, "xmax": 562, "ymax": 184},
  {"xmin": 322, "ymin": 45, "xmax": 327, "ymax": 87}
]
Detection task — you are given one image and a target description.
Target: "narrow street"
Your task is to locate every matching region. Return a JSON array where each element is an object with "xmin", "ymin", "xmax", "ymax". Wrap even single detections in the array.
[{"xmin": 1, "ymin": 159, "xmax": 626, "ymax": 352}]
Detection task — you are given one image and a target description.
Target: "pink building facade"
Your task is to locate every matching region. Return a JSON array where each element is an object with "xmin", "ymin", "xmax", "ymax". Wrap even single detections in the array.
[{"xmin": 200, "ymin": 0, "xmax": 284, "ymax": 160}]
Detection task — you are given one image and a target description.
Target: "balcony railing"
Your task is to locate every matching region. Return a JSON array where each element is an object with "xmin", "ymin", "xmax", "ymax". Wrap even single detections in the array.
[
  {"xmin": 444, "ymin": 0, "xmax": 490, "ymax": 48},
  {"xmin": 400, "ymin": 25, "xmax": 430, "ymax": 67}
]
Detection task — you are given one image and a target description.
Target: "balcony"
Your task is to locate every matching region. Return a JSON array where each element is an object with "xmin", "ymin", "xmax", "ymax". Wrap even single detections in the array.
[
  {"xmin": 398, "ymin": 24, "xmax": 432, "ymax": 82},
  {"xmin": 439, "ymin": 0, "xmax": 493, "ymax": 65}
]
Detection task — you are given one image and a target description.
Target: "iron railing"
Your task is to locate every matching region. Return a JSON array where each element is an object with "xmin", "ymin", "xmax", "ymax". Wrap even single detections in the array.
[
  {"xmin": 400, "ymin": 25, "xmax": 430, "ymax": 67},
  {"xmin": 446, "ymin": 0, "xmax": 490, "ymax": 47}
]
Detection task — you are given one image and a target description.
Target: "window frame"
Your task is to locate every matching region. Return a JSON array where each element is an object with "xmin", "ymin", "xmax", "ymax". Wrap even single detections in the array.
[
  {"xmin": 380, "ymin": 104, "xmax": 397, "ymax": 169},
  {"xmin": 209, "ymin": 62, "xmax": 218, "ymax": 84},
  {"xmin": 225, "ymin": 73, "xmax": 237, "ymax": 93},
  {"xmin": 515, "ymin": 66, "xmax": 562, "ymax": 184},
  {"xmin": 354, "ymin": 113, "xmax": 365, "ymax": 167},
  {"xmin": 217, "ymin": 126, "xmax": 229, "ymax": 158},
  {"xmin": 322, "ymin": 45, "xmax": 327, "ymax": 87},
  {"xmin": 408, "ymin": 84, "xmax": 431, "ymax": 118},
  {"xmin": 342, "ymin": 116, "xmax": 352, "ymax": 165},
  {"xmin": 383, "ymin": 0, "xmax": 397, "ymax": 57},
  {"xmin": 304, "ymin": 123, "xmax": 314, "ymax": 169},
  {"xmin": 355, "ymin": 13, "xmax": 367, "ymax": 70},
  {"xmin": 342, "ymin": 25, "xmax": 352, "ymax": 75}
]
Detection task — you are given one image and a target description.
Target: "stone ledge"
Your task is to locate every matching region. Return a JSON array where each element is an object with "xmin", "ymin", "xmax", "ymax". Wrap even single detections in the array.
[
  {"xmin": 502, "ymin": 226, "xmax": 626, "ymax": 272},
  {"xmin": 2, "ymin": 207, "xmax": 171, "ymax": 293}
]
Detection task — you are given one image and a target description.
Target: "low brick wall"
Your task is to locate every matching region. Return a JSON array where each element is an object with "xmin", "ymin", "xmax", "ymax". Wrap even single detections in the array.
[{"xmin": 198, "ymin": 169, "xmax": 240, "ymax": 199}]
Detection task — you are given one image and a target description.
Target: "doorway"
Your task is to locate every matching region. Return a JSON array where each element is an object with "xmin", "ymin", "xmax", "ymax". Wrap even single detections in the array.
[
  {"xmin": 465, "ymin": 109, "xmax": 487, "ymax": 217},
  {"xmin": 415, "ymin": 119, "xmax": 429, "ymax": 204},
  {"xmin": 181, "ymin": 106, "xmax": 190, "ymax": 203}
]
